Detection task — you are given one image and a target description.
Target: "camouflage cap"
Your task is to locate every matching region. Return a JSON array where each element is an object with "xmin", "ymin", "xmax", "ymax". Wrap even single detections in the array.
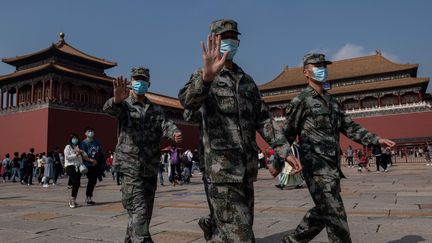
[
  {"xmin": 131, "ymin": 66, "xmax": 150, "ymax": 81},
  {"xmin": 303, "ymin": 53, "xmax": 333, "ymax": 66},
  {"xmin": 210, "ymin": 19, "xmax": 241, "ymax": 35}
]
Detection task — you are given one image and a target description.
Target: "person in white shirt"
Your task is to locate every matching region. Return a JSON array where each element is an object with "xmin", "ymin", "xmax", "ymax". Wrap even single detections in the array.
[{"xmin": 64, "ymin": 133, "xmax": 89, "ymax": 208}]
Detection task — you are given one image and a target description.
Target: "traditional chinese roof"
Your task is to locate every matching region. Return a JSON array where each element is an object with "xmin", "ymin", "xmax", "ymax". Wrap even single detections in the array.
[
  {"xmin": 145, "ymin": 92, "xmax": 183, "ymax": 110},
  {"xmin": 0, "ymin": 62, "xmax": 113, "ymax": 82},
  {"xmin": 262, "ymin": 77, "xmax": 430, "ymax": 104},
  {"xmin": 260, "ymin": 53, "xmax": 419, "ymax": 91},
  {"xmin": 2, "ymin": 33, "xmax": 116, "ymax": 68}
]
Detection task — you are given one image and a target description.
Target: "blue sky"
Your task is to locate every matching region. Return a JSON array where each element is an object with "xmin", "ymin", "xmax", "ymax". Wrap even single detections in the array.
[{"xmin": 0, "ymin": 0, "xmax": 431, "ymax": 97}]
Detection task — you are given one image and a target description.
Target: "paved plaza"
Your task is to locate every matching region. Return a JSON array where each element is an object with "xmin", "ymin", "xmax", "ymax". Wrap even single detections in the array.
[{"xmin": 0, "ymin": 163, "xmax": 432, "ymax": 243}]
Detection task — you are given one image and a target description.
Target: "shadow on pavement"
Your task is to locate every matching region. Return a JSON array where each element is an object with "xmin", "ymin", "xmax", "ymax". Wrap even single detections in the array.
[
  {"xmin": 257, "ymin": 231, "xmax": 288, "ymax": 243},
  {"xmin": 387, "ymin": 235, "xmax": 426, "ymax": 243},
  {"xmin": 92, "ymin": 200, "xmax": 121, "ymax": 206}
]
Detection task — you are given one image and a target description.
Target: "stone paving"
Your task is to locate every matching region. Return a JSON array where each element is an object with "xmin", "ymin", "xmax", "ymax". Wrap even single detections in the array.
[{"xmin": 0, "ymin": 163, "xmax": 432, "ymax": 243}]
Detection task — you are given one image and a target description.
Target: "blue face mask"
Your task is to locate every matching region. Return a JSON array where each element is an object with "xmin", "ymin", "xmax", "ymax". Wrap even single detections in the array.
[
  {"xmin": 132, "ymin": 80, "xmax": 150, "ymax": 95},
  {"xmin": 220, "ymin": 39, "xmax": 239, "ymax": 60},
  {"xmin": 86, "ymin": 131, "xmax": 94, "ymax": 139},
  {"xmin": 71, "ymin": 138, "xmax": 79, "ymax": 145},
  {"xmin": 312, "ymin": 66, "xmax": 328, "ymax": 83}
]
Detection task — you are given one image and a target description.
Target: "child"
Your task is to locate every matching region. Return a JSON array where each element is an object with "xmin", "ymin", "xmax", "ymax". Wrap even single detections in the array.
[
  {"xmin": 181, "ymin": 165, "xmax": 191, "ymax": 184},
  {"xmin": 357, "ymin": 154, "xmax": 370, "ymax": 172}
]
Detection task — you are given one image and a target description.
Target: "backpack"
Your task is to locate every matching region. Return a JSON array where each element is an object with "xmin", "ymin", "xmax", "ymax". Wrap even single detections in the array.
[{"xmin": 5, "ymin": 159, "xmax": 12, "ymax": 170}]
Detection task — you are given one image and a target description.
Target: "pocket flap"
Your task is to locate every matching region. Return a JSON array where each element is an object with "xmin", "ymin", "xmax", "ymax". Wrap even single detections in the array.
[
  {"xmin": 117, "ymin": 144, "xmax": 140, "ymax": 154},
  {"xmin": 210, "ymin": 139, "xmax": 241, "ymax": 150},
  {"xmin": 212, "ymin": 87, "xmax": 234, "ymax": 97}
]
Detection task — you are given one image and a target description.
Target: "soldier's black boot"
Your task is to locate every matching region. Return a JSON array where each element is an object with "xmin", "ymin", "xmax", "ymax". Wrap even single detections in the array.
[{"xmin": 198, "ymin": 217, "xmax": 213, "ymax": 241}]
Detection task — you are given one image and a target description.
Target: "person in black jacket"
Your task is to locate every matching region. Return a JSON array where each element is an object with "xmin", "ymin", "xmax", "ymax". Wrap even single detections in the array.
[
  {"xmin": 11, "ymin": 152, "xmax": 20, "ymax": 182},
  {"xmin": 372, "ymin": 145, "xmax": 387, "ymax": 172},
  {"xmin": 53, "ymin": 147, "xmax": 62, "ymax": 185},
  {"xmin": 24, "ymin": 148, "xmax": 36, "ymax": 185}
]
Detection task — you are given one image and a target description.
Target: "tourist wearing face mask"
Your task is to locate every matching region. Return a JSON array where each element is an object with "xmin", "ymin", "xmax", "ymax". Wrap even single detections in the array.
[
  {"xmin": 103, "ymin": 66, "xmax": 182, "ymax": 243},
  {"xmin": 79, "ymin": 127, "xmax": 101, "ymax": 205},
  {"xmin": 64, "ymin": 134, "xmax": 86, "ymax": 208},
  {"xmin": 178, "ymin": 19, "xmax": 299, "ymax": 242},
  {"xmin": 271, "ymin": 53, "xmax": 396, "ymax": 243}
]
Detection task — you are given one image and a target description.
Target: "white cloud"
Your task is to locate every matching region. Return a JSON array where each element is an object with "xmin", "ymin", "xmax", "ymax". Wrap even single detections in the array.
[
  {"xmin": 332, "ymin": 43, "xmax": 367, "ymax": 60},
  {"xmin": 331, "ymin": 43, "xmax": 401, "ymax": 63}
]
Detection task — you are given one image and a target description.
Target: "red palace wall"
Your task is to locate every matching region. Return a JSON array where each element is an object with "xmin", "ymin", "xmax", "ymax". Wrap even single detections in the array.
[
  {"xmin": 340, "ymin": 111, "xmax": 432, "ymax": 150},
  {"xmin": 47, "ymin": 108, "xmax": 118, "ymax": 154},
  {"xmin": 0, "ymin": 109, "xmax": 49, "ymax": 156},
  {"xmin": 0, "ymin": 108, "xmax": 200, "ymax": 157},
  {"xmin": 5, "ymin": 108, "xmax": 428, "ymax": 158}
]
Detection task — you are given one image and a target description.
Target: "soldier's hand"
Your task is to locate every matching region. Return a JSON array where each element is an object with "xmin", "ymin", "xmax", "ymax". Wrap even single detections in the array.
[
  {"xmin": 286, "ymin": 155, "xmax": 302, "ymax": 174},
  {"xmin": 173, "ymin": 131, "xmax": 183, "ymax": 144},
  {"xmin": 378, "ymin": 138, "xmax": 396, "ymax": 148},
  {"xmin": 268, "ymin": 164, "xmax": 281, "ymax": 178},
  {"xmin": 113, "ymin": 76, "xmax": 130, "ymax": 104},
  {"xmin": 201, "ymin": 33, "xmax": 229, "ymax": 83}
]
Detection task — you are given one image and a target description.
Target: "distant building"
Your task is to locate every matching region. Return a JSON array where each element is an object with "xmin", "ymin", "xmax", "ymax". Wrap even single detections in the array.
[
  {"xmin": 0, "ymin": 33, "xmax": 198, "ymax": 156},
  {"xmin": 258, "ymin": 51, "xmax": 432, "ymax": 151}
]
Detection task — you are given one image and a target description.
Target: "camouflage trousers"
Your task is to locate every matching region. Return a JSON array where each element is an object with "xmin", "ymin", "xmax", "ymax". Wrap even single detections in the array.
[
  {"xmin": 121, "ymin": 173, "xmax": 157, "ymax": 243},
  {"xmin": 283, "ymin": 175, "xmax": 351, "ymax": 243},
  {"xmin": 201, "ymin": 179, "xmax": 255, "ymax": 243}
]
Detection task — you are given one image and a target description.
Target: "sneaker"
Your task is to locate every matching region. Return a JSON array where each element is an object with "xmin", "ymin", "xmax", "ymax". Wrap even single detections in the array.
[
  {"xmin": 385, "ymin": 169, "xmax": 389, "ymax": 173},
  {"xmin": 69, "ymin": 199, "xmax": 77, "ymax": 208},
  {"xmin": 86, "ymin": 197, "xmax": 95, "ymax": 205},
  {"xmin": 198, "ymin": 218, "xmax": 213, "ymax": 241},
  {"xmin": 427, "ymin": 164, "xmax": 430, "ymax": 166},
  {"xmin": 43, "ymin": 184, "xmax": 49, "ymax": 188}
]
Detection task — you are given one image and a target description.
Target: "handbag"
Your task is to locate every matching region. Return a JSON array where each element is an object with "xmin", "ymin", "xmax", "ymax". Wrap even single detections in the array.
[{"xmin": 79, "ymin": 163, "xmax": 88, "ymax": 175}]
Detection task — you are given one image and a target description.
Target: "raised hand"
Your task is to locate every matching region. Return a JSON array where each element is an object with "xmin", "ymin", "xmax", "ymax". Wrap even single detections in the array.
[
  {"xmin": 201, "ymin": 33, "xmax": 229, "ymax": 83},
  {"xmin": 113, "ymin": 76, "xmax": 130, "ymax": 104}
]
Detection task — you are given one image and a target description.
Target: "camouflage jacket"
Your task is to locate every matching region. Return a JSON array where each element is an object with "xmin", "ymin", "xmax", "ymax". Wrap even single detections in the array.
[
  {"xmin": 103, "ymin": 95, "xmax": 179, "ymax": 177},
  {"xmin": 179, "ymin": 64, "xmax": 290, "ymax": 183},
  {"xmin": 283, "ymin": 86, "xmax": 380, "ymax": 178}
]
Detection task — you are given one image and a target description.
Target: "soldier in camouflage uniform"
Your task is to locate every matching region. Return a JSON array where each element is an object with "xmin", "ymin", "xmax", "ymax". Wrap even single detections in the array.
[
  {"xmin": 178, "ymin": 19, "xmax": 301, "ymax": 243},
  {"xmin": 270, "ymin": 53, "xmax": 395, "ymax": 243},
  {"xmin": 103, "ymin": 67, "xmax": 183, "ymax": 243}
]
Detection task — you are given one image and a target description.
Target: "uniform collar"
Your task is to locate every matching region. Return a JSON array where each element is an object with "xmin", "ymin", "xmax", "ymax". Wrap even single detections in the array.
[
  {"xmin": 220, "ymin": 62, "xmax": 244, "ymax": 75},
  {"xmin": 305, "ymin": 85, "xmax": 320, "ymax": 97},
  {"xmin": 126, "ymin": 94, "xmax": 148, "ymax": 106},
  {"xmin": 305, "ymin": 85, "xmax": 330, "ymax": 97}
]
